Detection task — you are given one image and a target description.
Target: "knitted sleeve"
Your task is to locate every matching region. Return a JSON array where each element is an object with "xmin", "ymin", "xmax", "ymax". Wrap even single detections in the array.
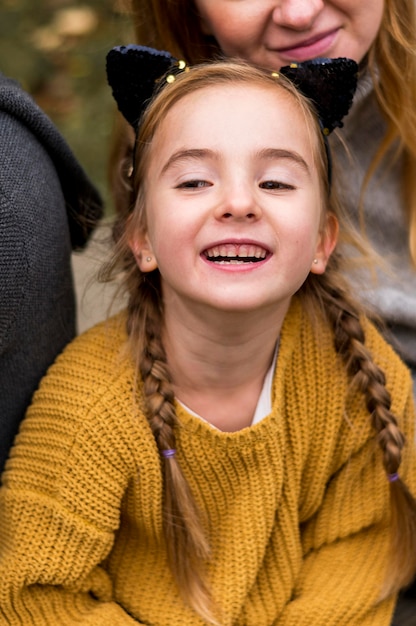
[
  {"xmin": 277, "ymin": 498, "xmax": 396, "ymax": 625},
  {"xmin": 276, "ymin": 327, "xmax": 416, "ymax": 626},
  {"xmin": 0, "ymin": 332, "xmax": 146, "ymax": 625}
]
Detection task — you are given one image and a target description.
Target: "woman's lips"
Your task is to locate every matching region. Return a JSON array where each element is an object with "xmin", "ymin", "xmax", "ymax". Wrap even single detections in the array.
[{"xmin": 274, "ymin": 29, "xmax": 339, "ymax": 62}]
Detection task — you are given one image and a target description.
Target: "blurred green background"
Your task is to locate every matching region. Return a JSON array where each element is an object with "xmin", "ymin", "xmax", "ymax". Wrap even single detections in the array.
[{"xmin": 1, "ymin": 0, "xmax": 134, "ymax": 213}]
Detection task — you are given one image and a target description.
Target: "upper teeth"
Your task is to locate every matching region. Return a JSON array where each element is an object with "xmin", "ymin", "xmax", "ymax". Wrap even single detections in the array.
[{"xmin": 205, "ymin": 244, "xmax": 266, "ymax": 259}]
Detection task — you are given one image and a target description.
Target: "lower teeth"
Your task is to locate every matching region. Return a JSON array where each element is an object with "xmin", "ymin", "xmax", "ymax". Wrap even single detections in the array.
[{"xmin": 215, "ymin": 259, "xmax": 250, "ymax": 264}]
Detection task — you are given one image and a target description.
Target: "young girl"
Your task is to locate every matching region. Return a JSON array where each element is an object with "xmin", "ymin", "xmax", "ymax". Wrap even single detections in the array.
[
  {"xmin": 121, "ymin": 0, "xmax": 416, "ymax": 395},
  {"xmin": 0, "ymin": 50, "xmax": 415, "ymax": 625}
]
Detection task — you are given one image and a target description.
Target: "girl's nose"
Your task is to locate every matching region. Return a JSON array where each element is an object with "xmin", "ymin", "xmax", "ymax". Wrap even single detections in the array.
[
  {"xmin": 215, "ymin": 186, "xmax": 262, "ymax": 221},
  {"xmin": 272, "ymin": 0, "xmax": 325, "ymax": 30}
]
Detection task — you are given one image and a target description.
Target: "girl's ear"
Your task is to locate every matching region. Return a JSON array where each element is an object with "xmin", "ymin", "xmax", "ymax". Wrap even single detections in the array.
[
  {"xmin": 129, "ymin": 231, "xmax": 158, "ymax": 272},
  {"xmin": 310, "ymin": 213, "xmax": 339, "ymax": 275}
]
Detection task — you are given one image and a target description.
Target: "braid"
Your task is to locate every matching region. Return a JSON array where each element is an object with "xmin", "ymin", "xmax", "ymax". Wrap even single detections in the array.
[
  {"xmin": 127, "ymin": 272, "xmax": 216, "ymax": 623},
  {"xmin": 303, "ymin": 257, "xmax": 416, "ymax": 595},
  {"xmin": 100, "ymin": 183, "xmax": 217, "ymax": 622}
]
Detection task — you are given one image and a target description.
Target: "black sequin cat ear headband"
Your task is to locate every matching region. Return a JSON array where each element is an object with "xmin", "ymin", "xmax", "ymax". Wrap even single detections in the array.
[{"xmin": 106, "ymin": 45, "xmax": 358, "ymax": 183}]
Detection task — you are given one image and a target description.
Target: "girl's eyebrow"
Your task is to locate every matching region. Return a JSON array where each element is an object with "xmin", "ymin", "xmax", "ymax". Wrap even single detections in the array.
[
  {"xmin": 258, "ymin": 148, "xmax": 310, "ymax": 176},
  {"xmin": 161, "ymin": 148, "xmax": 218, "ymax": 174},
  {"xmin": 160, "ymin": 147, "xmax": 310, "ymax": 176}
]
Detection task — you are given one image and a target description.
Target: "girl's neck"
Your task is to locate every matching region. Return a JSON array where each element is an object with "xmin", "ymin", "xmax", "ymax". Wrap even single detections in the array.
[{"xmin": 162, "ymin": 300, "xmax": 289, "ymax": 431}]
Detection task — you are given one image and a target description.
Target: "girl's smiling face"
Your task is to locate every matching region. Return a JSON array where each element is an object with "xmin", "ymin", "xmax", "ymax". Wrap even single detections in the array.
[
  {"xmin": 130, "ymin": 83, "xmax": 337, "ymax": 317},
  {"xmin": 194, "ymin": 0, "xmax": 384, "ymax": 69}
]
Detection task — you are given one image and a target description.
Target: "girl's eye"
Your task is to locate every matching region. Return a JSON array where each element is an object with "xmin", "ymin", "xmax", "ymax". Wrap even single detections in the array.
[
  {"xmin": 176, "ymin": 179, "xmax": 211, "ymax": 189},
  {"xmin": 259, "ymin": 180, "xmax": 294, "ymax": 190}
]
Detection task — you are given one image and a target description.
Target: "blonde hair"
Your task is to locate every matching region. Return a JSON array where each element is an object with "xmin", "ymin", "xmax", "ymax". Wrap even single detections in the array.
[
  {"xmin": 123, "ymin": 0, "xmax": 416, "ymax": 262},
  {"xmin": 105, "ymin": 60, "xmax": 416, "ymax": 621}
]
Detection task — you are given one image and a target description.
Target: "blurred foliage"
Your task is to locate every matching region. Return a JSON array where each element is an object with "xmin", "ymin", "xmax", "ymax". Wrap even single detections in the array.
[{"xmin": 0, "ymin": 0, "xmax": 134, "ymax": 213}]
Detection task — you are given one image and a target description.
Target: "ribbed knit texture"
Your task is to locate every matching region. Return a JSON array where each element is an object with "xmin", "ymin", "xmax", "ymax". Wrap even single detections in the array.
[
  {"xmin": 0, "ymin": 72, "xmax": 103, "ymax": 473},
  {"xmin": 0, "ymin": 299, "xmax": 415, "ymax": 625}
]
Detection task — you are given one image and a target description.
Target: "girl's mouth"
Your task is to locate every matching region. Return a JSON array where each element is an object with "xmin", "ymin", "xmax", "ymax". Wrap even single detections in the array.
[{"xmin": 204, "ymin": 243, "xmax": 268, "ymax": 264}]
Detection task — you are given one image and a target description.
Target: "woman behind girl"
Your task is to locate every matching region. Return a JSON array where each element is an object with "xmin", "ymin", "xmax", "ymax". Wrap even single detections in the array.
[
  {"xmin": 0, "ymin": 53, "xmax": 415, "ymax": 625},
  {"xmin": 125, "ymin": 0, "xmax": 416, "ymax": 392}
]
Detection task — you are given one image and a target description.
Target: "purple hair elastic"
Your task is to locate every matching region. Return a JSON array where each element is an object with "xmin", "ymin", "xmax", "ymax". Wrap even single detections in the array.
[
  {"xmin": 388, "ymin": 472, "xmax": 400, "ymax": 483},
  {"xmin": 162, "ymin": 449, "xmax": 176, "ymax": 458}
]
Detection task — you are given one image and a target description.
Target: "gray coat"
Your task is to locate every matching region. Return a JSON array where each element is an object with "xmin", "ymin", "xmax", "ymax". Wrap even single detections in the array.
[{"xmin": 0, "ymin": 73, "xmax": 103, "ymax": 472}]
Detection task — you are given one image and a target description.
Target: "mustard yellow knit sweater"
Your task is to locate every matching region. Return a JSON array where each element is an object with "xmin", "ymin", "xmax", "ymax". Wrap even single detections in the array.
[{"xmin": 0, "ymin": 299, "xmax": 415, "ymax": 625}]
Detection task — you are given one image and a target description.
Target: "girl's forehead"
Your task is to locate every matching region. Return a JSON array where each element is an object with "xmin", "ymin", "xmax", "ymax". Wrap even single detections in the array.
[
  {"xmin": 151, "ymin": 82, "xmax": 317, "ymax": 150},
  {"xmin": 144, "ymin": 81, "xmax": 321, "ymax": 174},
  {"xmin": 176, "ymin": 80, "xmax": 294, "ymax": 105},
  {"xmin": 158, "ymin": 81, "xmax": 306, "ymax": 129}
]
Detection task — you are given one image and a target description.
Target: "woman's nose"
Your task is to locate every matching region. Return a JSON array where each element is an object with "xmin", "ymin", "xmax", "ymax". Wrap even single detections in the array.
[{"xmin": 272, "ymin": 0, "xmax": 325, "ymax": 30}]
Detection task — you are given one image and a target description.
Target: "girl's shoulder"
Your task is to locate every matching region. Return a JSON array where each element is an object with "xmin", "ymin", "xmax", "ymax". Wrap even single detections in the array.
[
  {"xmin": 361, "ymin": 316, "xmax": 413, "ymax": 408},
  {"xmin": 361, "ymin": 316, "xmax": 412, "ymax": 373},
  {"xmin": 47, "ymin": 310, "xmax": 130, "ymax": 380},
  {"xmin": 3, "ymin": 310, "xmax": 149, "ymax": 491},
  {"xmin": 1, "ymin": 311, "xmax": 148, "ymax": 524},
  {"xmin": 286, "ymin": 299, "xmax": 412, "ymax": 401},
  {"xmin": 27, "ymin": 309, "xmax": 137, "ymax": 431}
]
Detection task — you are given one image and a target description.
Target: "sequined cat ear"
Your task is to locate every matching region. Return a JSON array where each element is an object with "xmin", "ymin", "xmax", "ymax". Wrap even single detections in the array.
[
  {"xmin": 279, "ymin": 57, "xmax": 358, "ymax": 135},
  {"xmin": 106, "ymin": 45, "xmax": 183, "ymax": 129},
  {"xmin": 106, "ymin": 47, "xmax": 357, "ymax": 138}
]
